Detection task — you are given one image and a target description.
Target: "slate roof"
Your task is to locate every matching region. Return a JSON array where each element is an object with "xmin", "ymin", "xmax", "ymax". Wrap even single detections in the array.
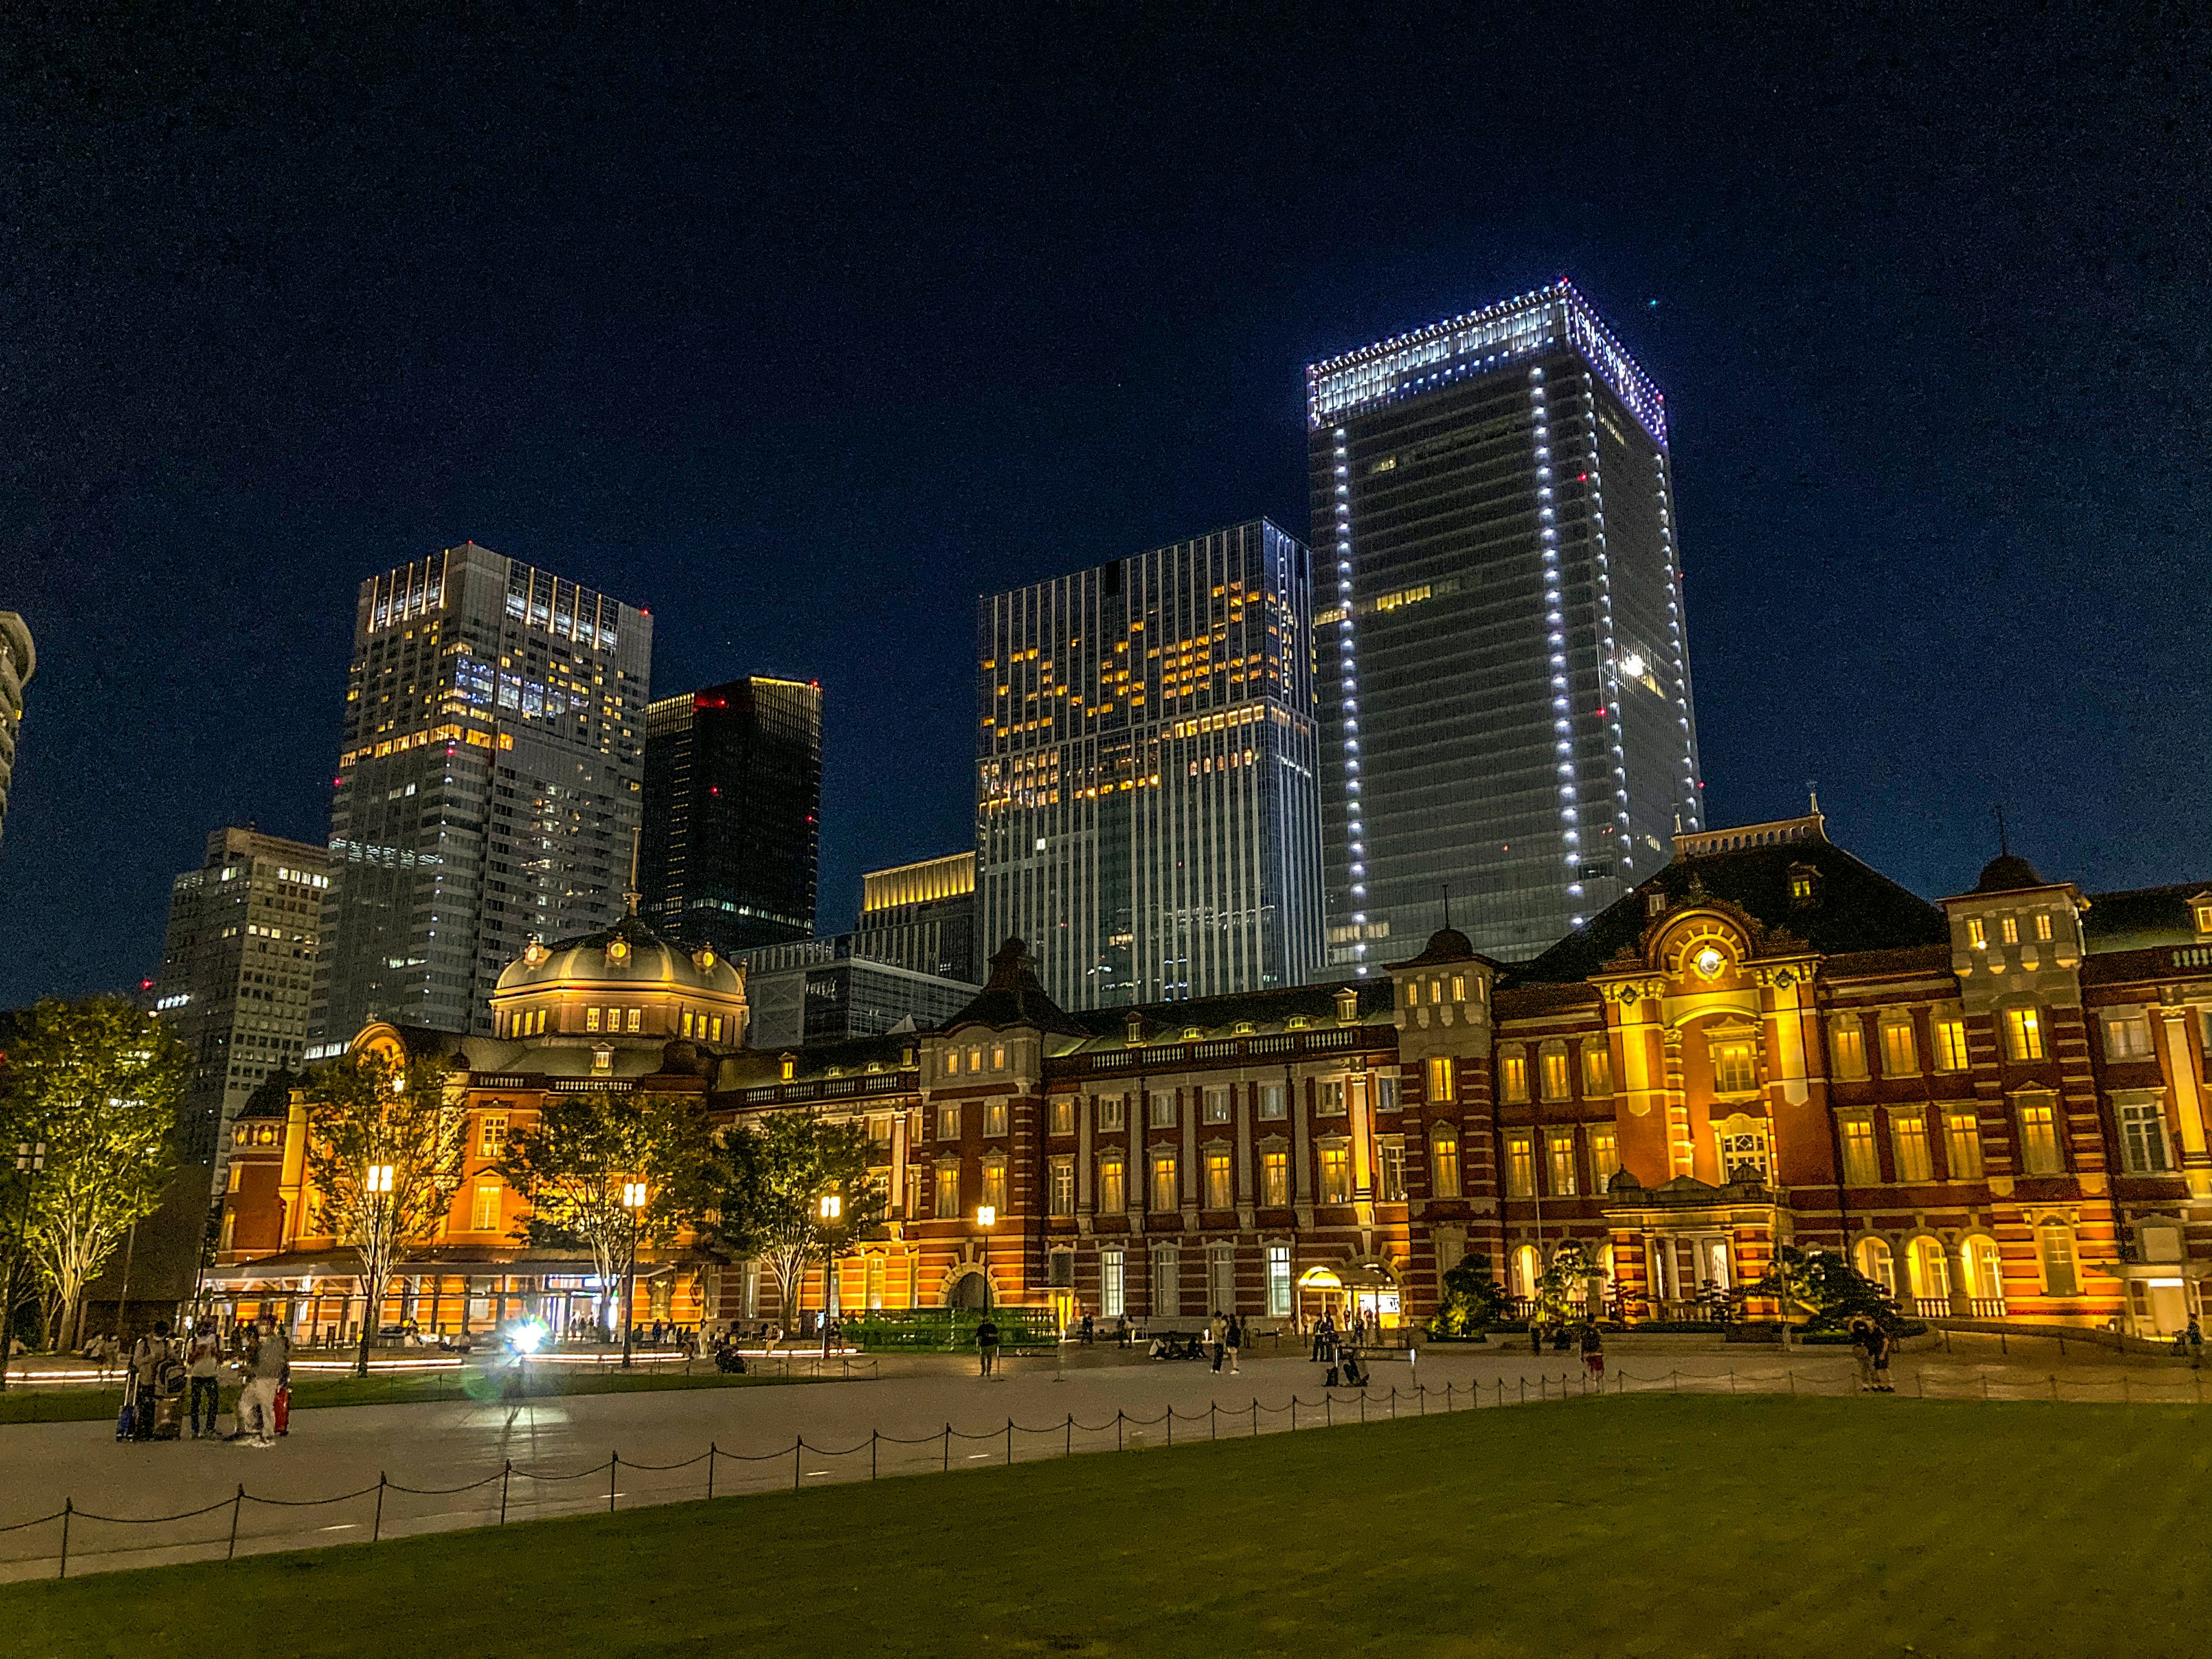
[
  {"xmin": 944, "ymin": 939, "xmax": 1090, "ymax": 1036},
  {"xmin": 2082, "ymin": 882, "xmax": 2211, "ymax": 953}
]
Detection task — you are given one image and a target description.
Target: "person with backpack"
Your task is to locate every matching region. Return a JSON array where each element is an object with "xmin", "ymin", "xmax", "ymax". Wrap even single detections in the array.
[
  {"xmin": 975, "ymin": 1313, "xmax": 1001, "ymax": 1377},
  {"xmin": 1224, "ymin": 1314, "xmax": 1244, "ymax": 1376},
  {"xmin": 124, "ymin": 1322, "xmax": 173, "ymax": 1442},
  {"xmin": 1580, "ymin": 1320, "xmax": 1605, "ymax": 1381},
  {"xmin": 185, "ymin": 1320, "xmax": 224, "ymax": 1439}
]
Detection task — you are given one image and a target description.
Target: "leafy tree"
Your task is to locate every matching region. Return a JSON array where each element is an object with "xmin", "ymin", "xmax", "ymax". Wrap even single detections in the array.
[
  {"xmin": 1431, "ymin": 1252, "xmax": 1510, "ymax": 1337},
  {"xmin": 301, "ymin": 1051, "xmax": 468, "ymax": 1375},
  {"xmin": 1531, "ymin": 1240, "xmax": 1605, "ymax": 1328},
  {"xmin": 497, "ymin": 1089, "xmax": 714, "ymax": 1337},
  {"xmin": 0, "ymin": 997, "xmax": 187, "ymax": 1353},
  {"xmin": 1740, "ymin": 1243, "xmax": 1902, "ymax": 1333},
  {"xmin": 705, "ymin": 1110, "xmax": 887, "ymax": 1329}
]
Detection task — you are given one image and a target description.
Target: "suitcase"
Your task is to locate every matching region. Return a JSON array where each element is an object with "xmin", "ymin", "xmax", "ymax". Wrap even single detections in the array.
[
  {"xmin": 273, "ymin": 1382, "xmax": 290, "ymax": 1436},
  {"xmin": 115, "ymin": 1400, "xmax": 134, "ymax": 1441}
]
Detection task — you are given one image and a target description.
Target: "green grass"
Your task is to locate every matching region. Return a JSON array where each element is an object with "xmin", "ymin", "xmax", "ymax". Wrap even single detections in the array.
[
  {"xmin": 4, "ymin": 1393, "xmax": 2209, "ymax": 1657},
  {"xmin": 0, "ymin": 1364, "xmax": 786, "ymax": 1425}
]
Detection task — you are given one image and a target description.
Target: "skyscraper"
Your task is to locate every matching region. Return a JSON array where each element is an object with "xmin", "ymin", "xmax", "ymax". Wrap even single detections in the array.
[
  {"xmin": 311, "ymin": 543, "xmax": 652, "ymax": 1046},
  {"xmin": 639, "ymin": 676, "xmax": 822, "ymax": 955},
  {"xmin": 1308, "ymin": 280, "xmax": 1703, "ymax": 971},
  {"xmin": 854, "ymin": 851, "xmax": 978, "ymax": 983},
  {"xmin": 0, "ymin": 610, "xmax": 33, "ymax": 852},
  {"xmin": 976, "ymin": 519, "xmax": 1323, "ymax": 1009},
  {"xmin": 154, "ymin": 828, "xmax": 330, "ymax": 1183}
]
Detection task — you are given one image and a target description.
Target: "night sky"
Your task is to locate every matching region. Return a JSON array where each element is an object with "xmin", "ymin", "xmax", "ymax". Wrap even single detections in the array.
[{"xmin": 3, "ymin": 5, "xmax": 2204, "ymax": 1007}]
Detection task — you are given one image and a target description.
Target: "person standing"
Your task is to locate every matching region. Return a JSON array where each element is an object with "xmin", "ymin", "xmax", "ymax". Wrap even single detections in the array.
[
  {"xmin": 1225, "ymin": 1314, "xmax": 1243, "ymax": 1376},
  {"xmin": 1081, "ymin": 1311, "xmax": 1095, "ymax": 1346},
  {"xmin": 1580, "ymin": 1320, "xmax": 1605, "ymax": 1381},
  {"xmin": 2188, "ymin": 1316, "xmax": 2204, "ymax": 1369},
  {"xmin": 1870, "ymin": 1322, "xmax": 1896, "ymax": 1394},
  {"xmin": 126, "ymin": 1322, "xmax": 173, "ymax": 1442},
  {"xmin": 1848, "ymin": 1317, "xmax": 1877, "ymax": 1391},
  {"xmin": 237, "ymin": 1313, "xmax": 289, "ymax": 1446},
  {"xmin": 1207, "ymin": 1311, "xmax": 1226, "ymax": 1373},
  {"xmin": 185, "ymin": 1320, "xmax": 223, "ymax": 1439},
  {"xmin": 975, "ymin": 1314, "xmax": 1001, "ymax": 1378}
]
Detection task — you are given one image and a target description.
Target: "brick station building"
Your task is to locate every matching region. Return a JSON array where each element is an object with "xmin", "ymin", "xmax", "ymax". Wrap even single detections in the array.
[{"xmin": 210, "ymin": 809, "xmax": 2212, "ymax": 1342}]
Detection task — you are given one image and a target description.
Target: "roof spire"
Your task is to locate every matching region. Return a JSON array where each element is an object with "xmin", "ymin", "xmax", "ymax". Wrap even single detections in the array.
[
  {"xmin": 1807, "ymin": 779, "xmax": 1820, "ymax": 816},
  {"xmin": 1995, "ymin": 804, "xmax": 2010, "ymax": 858},
  {"xmin": 1441, "ymin": 882, "xmax": 1452, "ymax": 930}
]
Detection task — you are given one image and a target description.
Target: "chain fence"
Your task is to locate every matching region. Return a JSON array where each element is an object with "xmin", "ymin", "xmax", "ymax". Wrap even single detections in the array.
[{"xmin": 3, "ymin": 1356, "xmax": 2205, "ymax": 1583}]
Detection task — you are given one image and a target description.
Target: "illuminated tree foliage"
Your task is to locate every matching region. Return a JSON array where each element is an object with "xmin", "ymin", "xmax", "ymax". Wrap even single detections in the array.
[{"xmin": 706, "ymin": 1110, "xmax": 886, "ymax": 1329}]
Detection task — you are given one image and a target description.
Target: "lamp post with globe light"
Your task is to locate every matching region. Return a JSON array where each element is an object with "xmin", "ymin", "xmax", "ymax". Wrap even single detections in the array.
[
  {"xmin": 976, "ymin": 1204, "xmax": 997, "ymax": 1308},
  {"xmin": 818, "ymin": 1192, "xmax": 842, "ymax": 1355},
  {"xmin": 620, "ymin": 1181, "xmax": 649, "ymax": 1369}
]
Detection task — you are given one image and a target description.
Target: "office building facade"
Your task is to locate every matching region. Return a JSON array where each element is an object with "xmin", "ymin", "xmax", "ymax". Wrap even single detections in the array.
[
  {"xmin": 311, "ymin": 543, "xmax": 652, "ymax": 1046},
  {"xmin": 154, "ymin": 828, "xmax": 331, "ymax": 1183},
  {"xmin": 1308, "ymin": 280, "xmax": 1703, "ymax": 969},
  {"xmin": 733, "ymin": 936, "xmax": 981, "ymax": 1049},
  {"xmin": 976, "ymin": 520, "xmax": 1323, "ymax": 1010},
  {"xmin": 0, "ymin": 610, "xmax": 33, "ymax": 852},
  {"xmin": 855, "ymin": 851, "xmax": 978, "ymax": 983},
  {"xmin": 640, "ymin": 677, "xmax": 822, "ymax": 956}
]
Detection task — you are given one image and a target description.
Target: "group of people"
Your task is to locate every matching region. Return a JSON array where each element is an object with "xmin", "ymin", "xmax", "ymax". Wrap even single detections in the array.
[
  {"xmin": 111, "ymin": 1313, "xmax": 291, "ymax": 1445},
  {"xmin": 1848, "ymin": 1317, "xmax": 1897, "ymax": 1392},
  {"xmin": 1307, "ymin": 1309, "xmax": 1383, "ymax": 1362}
]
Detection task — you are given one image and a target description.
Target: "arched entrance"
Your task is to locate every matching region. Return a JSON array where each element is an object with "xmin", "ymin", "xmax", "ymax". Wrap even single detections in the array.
[{"xmin": 946, "ymin": 1270, "xmax": 992, "ymax": 1309}]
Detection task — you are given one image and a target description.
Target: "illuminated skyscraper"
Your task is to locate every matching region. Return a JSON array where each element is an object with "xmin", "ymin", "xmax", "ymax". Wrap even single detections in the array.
[
  {"xmin": 976, "ymin": 520, "xmax": 1323, "ymax": 1009},
  {"xmin": 639, "ymin": 676, "xmax": 823, "ymax": 955},
  {"xmin": 1308, "ymin": 280, "xmax": 1703, "ymax": 969},
  {"xmin": 310, "ymin": 543, "xmax": 652, "ymax": 1045}
]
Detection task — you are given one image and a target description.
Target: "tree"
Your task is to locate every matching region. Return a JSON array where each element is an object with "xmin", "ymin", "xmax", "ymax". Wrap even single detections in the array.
[
  {"xmin": 1532, "ymin": 1240, "xmax": 1606, "ymax": 1328},
  {"xmin": 1431, "ymin": 1252, "xmax": 1510, "ymax": 1338},
  {"xmin": 1741, "ymin": 1244, "xmax": 1902, "ymax": 1334},
  {"xmin": 0, "ymin": 997, "xmax": 187, "ymax": 1353},
  {"xmin": 301, "ymin": 1050, "xmax": 468, "ymax": 1375},
  {"xmin": 705, "ymin": 1111, "xmax": 887, "ymax": 1330},
  {"xmin": 496, "ymin": 1089, "xmax": 714, "ymax": 1338}
]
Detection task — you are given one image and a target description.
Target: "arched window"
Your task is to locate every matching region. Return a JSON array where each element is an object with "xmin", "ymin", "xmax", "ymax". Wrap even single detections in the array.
[
  {"xmin": 1960, "ymin": 1235, "xmax": 2005, "ymax": 1308},
  {"xmin": 1854, "ymin": 1236, "xmax": 1895, "ymax": 1295},
  {"xmin": 1906, "ymin": 1237, "xmax": 1949, "ymax": 1303},
  {"xmin": 1512, "ymin": 1244, "xmax": 1541, "ymax": 1302}
]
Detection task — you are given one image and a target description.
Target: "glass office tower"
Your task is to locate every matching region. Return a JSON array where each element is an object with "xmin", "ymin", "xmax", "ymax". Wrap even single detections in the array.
[
  {"xmin": 311, "ymin": 543, "xmax": 652, "ymax": 1044},
  {"xmin": 639, "ymin": 676, "xmax": 823, "ymax": 955},
  {"xmin": 976, "ymin": 520, "xmax": 1323, "ymax": 1009},
  {"xmin": 1308, "ymin": 281, "xmax": 1702, "ymax": 969}
]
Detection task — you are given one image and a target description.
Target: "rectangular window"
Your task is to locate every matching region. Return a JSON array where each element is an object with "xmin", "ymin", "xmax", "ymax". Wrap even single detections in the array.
[
  {"xmin": 933, "ymin": 1164, "xmax": 960, "ymax": 1218},
  {"xmin": 2035, "ymin": 912, "xmax": 2053, "ymax": 941},
  {"xmin": 1711, "ymin": 1039, "xmax": 1757, "ymax": 1094},
  {"xmin": 1377, "ymin": 1075, "xmax": 1400, "ymax": 1113},
  {"xmin": 1205, "ymin": 1150, "xmax": 1233, "ymax": 1209},
  {"xmin": 1100, "ymin": 1248, "xmax": 1126, "ymax": 1319},
  {"xmin": 1588, "ymin": 1126, "xmax": 1620, "ymax": 1190},
  {"xmin": 1203, "ymin": 1086, "xmax": 1233, "ymax": 1124},
  {"xmin": 1503, "ymin": 1130, "xmax": 1533, "ymax": 1198},
  {"xmin": 981, "ymin": 1158, "xmax": 1007, "ymax": 1213},
  {"xmin": 1945, "ymin": 1113, "xmax": 1984, "ymax": 1180},
  {"xmin": 469, "ymin": 1184, "xmax": 501, "ymax": 1232},
  {"xmin": 1546, "ymin": 1130, "xmax": 1577, "ymax": 1196},
  {"xmin": 2017, "ymin": 1099, "xmax": 2062, "ymax": 1174},
  {"xmin": 1267, "ymin": 1245, "xmax": 1291, "ymax": 1317},
  {"xmin": 1450, "ymin": 974, "xmax": 1467, "ymax": 1002},
  {"xmin": 983, "ymin": 1101, "xmax": 1009, "ymax": 1137},
  {"xmin": 1050, "ymin": 1098, "xmax": 1075, "ymax": 1135},
  {"xmin": 937, "ymin": 1104, "xmax": 961, "ymax": 1141},
  {"xmin": 585, "ymin": 1006, "xmax": 601, "ymax": 1032},
  {"xmin": 626, "ymin": 1007, "xmax": 642, "ymax": 1032},
  {"xmin": 1967, "ymin": 917, "xmax": 1987, "ymax": 949},
  {"xmin": 1830, "ymin": 1021, "xmax": 1868, "ymax": 1081},
  {"xmin": 2001, "ymin": 916, "xmax": 2019, "ymax": 945},
  {"xmin": 991, "ymin": 1044, "xmax": 1007, "ymax": 1070},
  {"xmin": 1318, "ymin": 1080, "xmax": 1347, "ymax": 1116},
  {"xmin": 943, "ymin": 1050, "xmax": 960, "ymax": 1077},
  {"xmin": 1933, "ymin": 1016, "xmax": 1970, "ymax": 1073},
  {"xmin": 968, "ymin": 1046, "xmax": 983, "ymax": 1073},
  {"xmin": 1152, "ymin": 1247, "xmax": 1180, "ymax": 1317},
  {"xmin": 2103, "ymin": 1014, "xmax": 2153, "ymax": 1061},
  {"xmin": 2005, "ymin": 1007, "xmax": 2046, "ymax": 1062},
  {"xmin": 1378, "ymin": 1139, "xmax": 1406, "ymax": 1203},
  {"xmin": 1498, "ymin": 1054, "xmax": 1528, "ymax": 1104},
  {"xmin": 1426, "ymin": 1056, "xmax": 1456, "ymax": 1105},
  {"xmin": 1317, "ymin": 1144, "xmax": 1351, "ymax": 1203},
  {"xmin": 1540, "ymin": 1050, "xmax": 1571, "ymax": 1101},
  {"xmin": 2039, "ymin": 1226, "xmax": 2078, "ymax": 1297},
  {"xmin": 1430, "ymin": 1129, "xmax": 1461, "ymax": 1198},
  {"xmin": 1100, "ymin": 1094, "xmax": 1127, "ymax": 1132},
  {"xmin": 1839, "ymin": 1117, "xmax": 1879, "ymax": 1185},
  {"xmin": 2120, "ymin": 1101, "xmax": 2171, "ymax": 1174},
  {"xmin": 1097, "ymin": 1153, "xmax": 1126, "ymax": 1214},
  {"xmin": 1260, "ymin": 1148, "xmax": 1289, "ymax": 1207},
  {"xmin": 1891, "ymin": 1112, "xmax": 1933, "ymax": 1182},
  {"xmin": 1149, "ymin": 1092, "xmax": 1176, "ymax": 1128},
  {"xmin": 1207, "ymin": 1245, "xmax": 1236, "ymax": 1315},
  {"xmin": 1259, "ymin": 1084, "xmax": 1286, "ymax": 1121},
  {"xmin": 1582, "ymin": 1045, "xmax": 1613, "ymax": 1096},
  {"xmin": 478, "ymin": 1116, "xmax": 509, "ymax": 1160},
  {"xmin": 1880, "ymin": 1020, "xmax": 1919, "ymax": 1077},
  {"xmin": 1150, "ymin": 1152, "xmax": 1179, "ymax": 1213}
]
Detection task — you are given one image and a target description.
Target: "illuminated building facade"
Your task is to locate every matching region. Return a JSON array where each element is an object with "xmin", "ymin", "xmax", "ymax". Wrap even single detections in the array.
[
  {"xmin": 640, "ymin": 676, "xmax": 823, "ymax": 955},
  {"xmin": 1309, "ymin": 281, "xmax": 1703, "ymax": 971},
  {"xmin": 310, "ymin": 544, "xmax": 652, "ymax": 1046},
  {"xmin": 0, "ymin": 609, "xmax": 33, "ymax": 850},
  {"xmin": 154, "ymin": 827, "xmax": 332, "ymax": 1182},
  {"xmin": 213, "ymin": 809, "xmax": 2212, "ymax": 1345},
  {"xmin": 976, "ymin": 520, "xmax": 1324, "ymax": 1010},
  {"xmin": 855, "ymin": 852, "xmax": 978, "ymax": 983}
]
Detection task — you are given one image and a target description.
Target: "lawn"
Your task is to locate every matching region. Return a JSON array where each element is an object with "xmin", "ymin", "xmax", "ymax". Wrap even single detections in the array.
[
  {"xmin": 2, "ymin": 1394, "xmax": 2206, "ymax": 1658},
  {"xmin": 0, "ymin": 1363, "xmax": 785, "ymax": 1425}
]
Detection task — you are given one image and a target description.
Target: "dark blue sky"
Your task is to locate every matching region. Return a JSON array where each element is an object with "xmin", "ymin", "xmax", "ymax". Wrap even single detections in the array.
[{"xmin": 3, "ymin": 4, "xmax": 2204, "ymax": 1006}]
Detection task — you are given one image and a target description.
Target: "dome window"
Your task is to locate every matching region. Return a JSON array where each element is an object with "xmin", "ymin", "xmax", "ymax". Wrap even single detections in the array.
[
  {"xmin": 592, "ymin": 1043, "xmax": 615, "ymax": 1073},
  {"xmin": 522, "ymin": 940, "xmax": 550, "ymax": 967},
  {"xmin": 607, "ymin": 937, "xmax": 631, "ymax": 963}
]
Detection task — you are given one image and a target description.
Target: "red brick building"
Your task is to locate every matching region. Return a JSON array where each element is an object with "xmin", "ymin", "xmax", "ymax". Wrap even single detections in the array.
[{"xmin": 211, "ymin": 809, "xmax": 2212, "ymax": 1340}]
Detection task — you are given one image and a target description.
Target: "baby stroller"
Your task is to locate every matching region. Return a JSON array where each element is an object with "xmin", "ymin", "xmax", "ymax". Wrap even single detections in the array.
[{"xmin": 150, "ymin": 1354, "xmax": 188, "ymax": 1440}]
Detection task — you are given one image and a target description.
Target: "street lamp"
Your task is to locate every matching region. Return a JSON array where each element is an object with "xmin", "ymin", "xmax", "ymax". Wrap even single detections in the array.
[
  {"xmin": 976, "ymin": 1204, "xmax": 997, "ymax": 1310},
  {"xmin": 818, "ymin": 1192, "xmax": 843, "ymax": 1355},
  {"xmin": 1, "ymin": 1141, "xmax": 47, "ymax": 1394},
  {"xmin": 619, "ymin": 1180, "xmax": 649, "ymax": 1370}
]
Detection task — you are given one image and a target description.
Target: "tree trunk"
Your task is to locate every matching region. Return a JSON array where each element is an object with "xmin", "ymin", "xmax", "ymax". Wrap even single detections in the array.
[{"xmin": 356, "ymin": 1270, "xmax": 384, "ymax": 1376}]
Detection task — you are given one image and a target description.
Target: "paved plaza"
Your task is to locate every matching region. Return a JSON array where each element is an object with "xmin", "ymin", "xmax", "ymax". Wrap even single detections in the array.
[{"xmin": 0, "ymin": 1330, "xmax": 2199, "ymax": 1582}]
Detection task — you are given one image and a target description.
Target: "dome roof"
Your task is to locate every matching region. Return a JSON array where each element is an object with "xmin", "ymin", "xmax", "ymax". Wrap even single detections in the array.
[
  {"xmin": 493, "ymin": 911, "xmax": 744, "ymax": 1000},
  {"xmin": 1974, "ymin": 853, "xmax": 2046, "ymax": 894}
]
